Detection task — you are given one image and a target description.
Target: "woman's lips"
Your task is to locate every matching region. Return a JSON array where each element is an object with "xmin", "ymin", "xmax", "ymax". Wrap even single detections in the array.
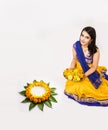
[{"xmin": 81, "ymin": 41, "xmax": 85, "ymax": 44}]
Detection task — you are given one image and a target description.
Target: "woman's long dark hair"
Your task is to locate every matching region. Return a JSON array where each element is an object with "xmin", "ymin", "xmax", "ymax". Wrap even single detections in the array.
[{"xmin": 80, "ymin": 26, "xmax": 98, "ymax": 56}]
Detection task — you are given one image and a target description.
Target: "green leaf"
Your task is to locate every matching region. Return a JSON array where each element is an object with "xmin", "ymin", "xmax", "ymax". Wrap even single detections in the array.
[
  {"xmin": 51, "ymin": 88, "xmax": 56, "ymax": 92},
  {"xmin": 49, "ymin": 96, "xmax": 57, "ymax": 103},
  {"xmin": 44, "ymin": 100, "xmax": 52, "ymax": 108},
  {"xmin": 29, "ymin": 102, "xmax": 37, "ymax": 111},
  {"xmin": 21, "ymin": 98, "xmax": 30, "ymax": 103},
  {"xmin": 38, "ymin": 103, "xmax": 44, "ymax": 111},
  {"xmin": 24, "ymin": 86, "xmax": 28, "ymax": 89},
  {"xmin": 33, "ymin": 80, "xmax": 37, "ymax": 82},
  {"xmin": 19, "ymin": 90, "xmax": 26, "ymax": 96},
  {"xmin": 27, "ymin": 83, "xmax": 30, "ymax": 86},
  {"xmin": 40, "ymin": 80, "xmax": 44, "ymax": 83},
  {"xmin": 51, "ymin": 93, "xmax": 58, "ymax": 96},
  {"xmin": 47, "ymin": 82, "xmax": 50, "ymax": 86}
]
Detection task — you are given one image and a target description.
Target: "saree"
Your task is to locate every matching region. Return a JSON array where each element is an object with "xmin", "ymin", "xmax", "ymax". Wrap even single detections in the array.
[
  {"xmin": 64, "ymin": 41, "xmax": 108, "ymax": 106},
  {"xmin": 75, "ymin": 41, "xmax": 101, "ymax": 89}
]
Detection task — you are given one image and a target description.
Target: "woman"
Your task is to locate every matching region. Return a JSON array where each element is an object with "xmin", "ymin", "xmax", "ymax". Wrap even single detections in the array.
[{"xmin": 64, "ymin": 26, "xmax": 108, "ymax": 106}]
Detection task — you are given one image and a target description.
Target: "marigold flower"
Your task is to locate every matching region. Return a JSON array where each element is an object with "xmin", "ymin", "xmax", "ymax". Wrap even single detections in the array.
[
  {"xmin": 63, "ymin": 68, "xmax": 84, "ymax": 82},
  {"xmin": 25, "ymin": 81, "xmax": 51, "ymax": 103}
]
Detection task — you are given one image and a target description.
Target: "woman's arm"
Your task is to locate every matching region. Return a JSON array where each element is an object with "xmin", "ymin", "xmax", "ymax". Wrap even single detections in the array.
[
  {"xmin": 84, "ymin": 49, "xmax": 100, "ymax": 77},
  {"xmin": 70, "ymin": 47, "xmax": 77, "ymax": 68}
]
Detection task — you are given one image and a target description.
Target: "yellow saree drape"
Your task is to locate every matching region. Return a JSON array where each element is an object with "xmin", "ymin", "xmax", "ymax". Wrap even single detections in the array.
[{"xmin": 64, "ymin": 61, "xmax": 108, "ymax": 105}]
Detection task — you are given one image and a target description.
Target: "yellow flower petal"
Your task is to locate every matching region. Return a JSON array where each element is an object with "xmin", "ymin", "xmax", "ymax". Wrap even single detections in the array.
[{"xmin": 25, "ymin": 81, "xmax": 51, "ymax": 103}]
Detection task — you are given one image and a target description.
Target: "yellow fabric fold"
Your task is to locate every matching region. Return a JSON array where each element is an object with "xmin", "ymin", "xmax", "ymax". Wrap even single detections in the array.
[{"xmin": 65, "ymin": 61, "xmax": 108, "ymax": 100}]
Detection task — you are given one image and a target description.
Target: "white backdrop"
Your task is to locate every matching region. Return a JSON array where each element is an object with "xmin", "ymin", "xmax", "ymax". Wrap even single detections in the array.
[{"xmin": 0, "ymin": 0, "xmax": 108, "ymax": 130}]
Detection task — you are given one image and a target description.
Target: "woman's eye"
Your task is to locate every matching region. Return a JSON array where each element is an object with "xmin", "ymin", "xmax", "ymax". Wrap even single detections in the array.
[
  {"xmin": 86, "ymin": 36, "xmax": 89, "ymax": 39},
  {"xmin": 81, "ymin": 34, "xmax": 90, "ymax": 39}
]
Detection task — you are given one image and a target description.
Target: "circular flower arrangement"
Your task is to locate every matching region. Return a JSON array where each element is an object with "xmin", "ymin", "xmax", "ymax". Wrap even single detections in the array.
[
  {"xmin": 19, "ymin": 80, "xmax": 58, "ymax": 111},
  {"xmin": 63, "ymin": 68, "xmax": 84, "ymax": 81}
]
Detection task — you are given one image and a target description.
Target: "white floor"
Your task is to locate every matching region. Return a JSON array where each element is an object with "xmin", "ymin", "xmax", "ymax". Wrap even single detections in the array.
[{"xmin": 1, "ymin": 1, "xmax": 108, "ymax": 130}]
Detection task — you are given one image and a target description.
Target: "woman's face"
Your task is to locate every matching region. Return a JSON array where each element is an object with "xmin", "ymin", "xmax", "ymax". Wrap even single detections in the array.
[{"xmin": 80, "ymin": 30, "xmax": 92, "ymax": 46}]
